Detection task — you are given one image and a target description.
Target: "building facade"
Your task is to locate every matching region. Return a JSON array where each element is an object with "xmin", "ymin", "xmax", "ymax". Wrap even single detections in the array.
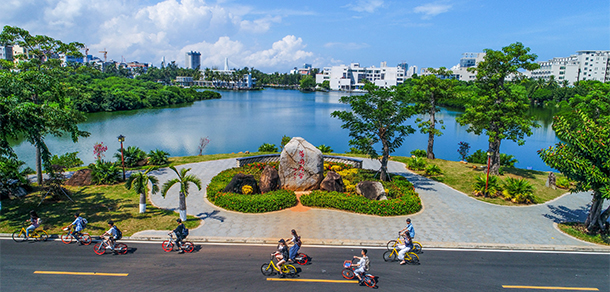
[
  {"xmin": 185, "ymin": 51, "xmax": 201, "ymax": 69},
  {"xmin": 529, "ymin": 50, "xmax": 610, "ymax": 85},
  {"xmin": 421, "ymin": 52, "xmax": 486, "ymax": 81},
  {"xmin": 315, "ymin": 62, "xmax": 406, "ymax": 91},
  {"xmin": 0, "ymin": 45, "xmax": 13, "ymax": 61}
]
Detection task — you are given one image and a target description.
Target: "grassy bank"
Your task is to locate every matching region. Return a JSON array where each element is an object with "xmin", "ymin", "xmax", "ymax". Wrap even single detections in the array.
[
  {"xmin": 391, "ymin": 157, "xmax": 567, "ymax": 205},
  {"xmin": 558, "ymin": 222, "xmax": 610, "ymax": 245}
]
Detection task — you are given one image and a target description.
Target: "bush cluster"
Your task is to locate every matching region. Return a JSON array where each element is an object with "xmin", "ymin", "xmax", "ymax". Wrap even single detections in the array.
[{"xmin": 301, "ymin": 189, "xmax": 421, "ymax": 216}]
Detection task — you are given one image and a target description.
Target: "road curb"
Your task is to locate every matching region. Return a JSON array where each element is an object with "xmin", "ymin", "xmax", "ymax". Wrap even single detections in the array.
[{"xmin": 3, "ymin": 233, "xmax": 609, "ymax": 252}]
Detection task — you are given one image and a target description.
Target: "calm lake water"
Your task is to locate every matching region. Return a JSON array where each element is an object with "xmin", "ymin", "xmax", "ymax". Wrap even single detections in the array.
[{"xmin": 12, "ymin": 88, "xmax": 560, "ymax": 171}]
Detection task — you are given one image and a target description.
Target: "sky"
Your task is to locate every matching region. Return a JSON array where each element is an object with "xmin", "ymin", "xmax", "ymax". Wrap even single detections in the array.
[{"xmin": 1, "ymin": 0, "xmax": 608, "ymax": 72}]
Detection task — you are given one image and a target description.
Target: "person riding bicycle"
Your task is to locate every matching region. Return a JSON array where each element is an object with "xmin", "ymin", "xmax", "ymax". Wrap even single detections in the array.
[
  {"xmin": 101, "ymin": 220, "xmax": 120, "ymax": 250},
  {"xmin": 25, "ymin": 210, "xmax": 41, "ymax": 240},
  {"xmin": 67, "ymin": 213, "xmax": 86, "ymax": 243},
  {"xmin": 352, "ymin": 249, "xmax": 370, "ymax": 285},
  {"xmin": 286, "ymin": 229, "xmax": 302, "ymax": 263},
  {"xmin": 398, "ymin": 218, "xmax": 415, "ymax": 265},
  {"xmin": 272, "ymin": 239, "xmax": 289, "ymax": 278},
  {"xmin": 170, "ymin": 219, "xmax": 187, "ymax": 254}
]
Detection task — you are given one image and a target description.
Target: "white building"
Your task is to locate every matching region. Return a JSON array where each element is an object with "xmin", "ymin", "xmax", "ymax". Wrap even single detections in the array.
[
  {"xmin": 185, "ymin": 51, "xmax": 201, "ymax": 69},
  {"xmin": 529, "ymin": 50, "xmax": 610, "ymax": 85},
  {"xmin": 0, "ymin": 45, "xmax": 13, "ymax": 61},
  {"xmin": 422, "ymin": 52, "xmax": 486, "ymax": 81},
  {"xmin": 315, "ymin": 62, "xmax": 406, "ymax": 91}
]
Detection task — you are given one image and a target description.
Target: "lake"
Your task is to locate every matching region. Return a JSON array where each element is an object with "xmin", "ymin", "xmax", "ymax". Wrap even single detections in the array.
[{"xmin": 12, "ymin": 88, "xmax": 560, "ymax": 171}]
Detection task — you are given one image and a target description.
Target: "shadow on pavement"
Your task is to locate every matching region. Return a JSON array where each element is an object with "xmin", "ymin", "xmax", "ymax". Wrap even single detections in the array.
[
  {"xmin": 543, "ymin": 204, "xmax": 589, "ymax": 223},
  {"xmin": 397, "ymin": 172, "xmax": 437, "ymax": 192},
  {"xmin": 197, "ymin": 210, "xmax": 225, "ymax": 222}
]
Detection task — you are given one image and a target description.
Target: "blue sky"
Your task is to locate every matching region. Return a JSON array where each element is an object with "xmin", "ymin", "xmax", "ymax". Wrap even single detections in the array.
[{"xmin": 1, "ymin": 0, "xmax": 608, "ymax": 72}]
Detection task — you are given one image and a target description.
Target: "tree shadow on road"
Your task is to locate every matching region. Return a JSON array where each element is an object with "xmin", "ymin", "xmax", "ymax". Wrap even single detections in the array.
[
  {"xmin": 543, "ymin": 204, "xmax": 589, "ymax": 223},
  {"xmin": 395, "ymin": 172, "xmax": 437, "ymax": 192},
  {"xmin": 196, "ymin": 210, "xmax": 225, "ymax": 222}
]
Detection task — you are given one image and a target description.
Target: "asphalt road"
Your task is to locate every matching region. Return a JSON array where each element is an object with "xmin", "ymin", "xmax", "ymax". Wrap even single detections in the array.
[{"xmin": 1, "ymin": 239, "xmax": 608, "ymax": 291}]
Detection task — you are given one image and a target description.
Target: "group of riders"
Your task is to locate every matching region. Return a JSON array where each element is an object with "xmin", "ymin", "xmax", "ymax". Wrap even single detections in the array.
[{"xmin": 271, "ymin": 229, "xmax": 302, "ymax": 277}]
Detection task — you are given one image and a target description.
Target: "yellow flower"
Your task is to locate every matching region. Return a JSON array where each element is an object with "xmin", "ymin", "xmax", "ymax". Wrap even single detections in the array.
[{"xmin": 241, "ymin": 185, "xmax": 253, "ymax": 195}]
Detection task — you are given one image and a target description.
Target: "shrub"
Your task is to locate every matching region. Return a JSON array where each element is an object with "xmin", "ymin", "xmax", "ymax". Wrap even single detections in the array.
[
  {"xmin": 346, "ymin": 147, "xmax": 365, "ymax": 154},
  {"xmin": 407, "ymin": 157, "xmax": 427, "ymax": 171},
  {"xmin": 89, "ymin": 160, "xmax": 121, "ymax": 185},
  {"xmin": 300, "ymin": 190, "xmax": 421, "ymax": 216},
  {"xmin": 323, "ymin": 162, "xmax": 352, "ymax": 173},
  {"xmin": 500, "ymin": 154, "xmax": 518, "ymax": 167},
  {"xmin": 48, "ymin": 152, "xmax": 83, "ymax": 169},
  {"xmin": 148, "ymin": 149, "xmax": 170, "ymax": 165},
  {"xmin": 502, "ymin": 177, "xmax": 536, "ymax": 204},
  {"xmin": 457, "ymin": 141, "xmax": 470, "ymax": 161},
  {"xmin": 410, "ymin": 149, "xmax": 427, "ymax": 158},
  {"xmin": 466, "ymin": 149, "xmax": 487, "ymax": 164},
  {"xmin": 425, "ymin": 164, "xmax": 443, "ymax": 176},
  {"xmin": 317, "ymin": 144, "xmax": 333, "ymax": 153},
  {"xmin": 0, "ymin": 156, "xmax": 30, "ymax": 199},
  {"xmin": 556, "ymin": 176, "xmax": 570, "ymax": 189},
  {"xmin": 472, "ymin": 174, "xmax": 502, "ymax": 197},
  {"xmin": 280, "ymin": 135, "xmax": 291, "ymax": 150},
  {"xmin": 115, "ymin": 146, "xmax": 147, "ymax": 167},
  {"xmin": 258, "ymin": 143, "xmax": 279, "ymax": 152}
]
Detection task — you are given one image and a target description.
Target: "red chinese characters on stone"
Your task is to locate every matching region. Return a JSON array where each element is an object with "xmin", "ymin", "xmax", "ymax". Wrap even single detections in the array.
[{"xmin": 293, "ymin": 150, "xmax": 306, "ymax": 180}]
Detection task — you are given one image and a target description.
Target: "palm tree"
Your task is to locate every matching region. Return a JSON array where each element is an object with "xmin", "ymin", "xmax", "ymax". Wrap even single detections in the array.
[
  {"xmin": 161, "ymin": 166, "xmax": 202, "ymax": 221},
  {"xmin": 125, "ymin": 167, "xmax": 160, "ymax": 213}
]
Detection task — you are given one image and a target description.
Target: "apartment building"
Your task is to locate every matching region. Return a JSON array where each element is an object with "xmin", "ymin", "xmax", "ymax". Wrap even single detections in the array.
[
  {"xmin": 421, "ymin": 52, "xmax": 486, "ymax": 81},
  {"xmin": 315, "ymin": 62, "xmax": 406, "ymax": 91},
  {"xmin": 529, "ymin": 50, "xmax": 610, "ymax": 85},
  {"xmin": 185, "ymin": 51, "xmax": 201, "ymax": 70}
]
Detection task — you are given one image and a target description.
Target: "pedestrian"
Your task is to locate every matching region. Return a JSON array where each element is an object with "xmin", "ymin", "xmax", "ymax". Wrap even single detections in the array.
[
  {"xmin": 25, "ymin": 210, "xmax": 40, "ymax": 240},
  {"xmin": 286, "ymin": 229, "xmax": 302, "ymax": 262}
]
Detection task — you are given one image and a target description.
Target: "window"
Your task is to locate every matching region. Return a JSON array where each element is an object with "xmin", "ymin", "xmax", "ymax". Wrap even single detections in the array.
[{"xmin": 559, "ymin": 71, "xmax": 565, "ymax": 75}]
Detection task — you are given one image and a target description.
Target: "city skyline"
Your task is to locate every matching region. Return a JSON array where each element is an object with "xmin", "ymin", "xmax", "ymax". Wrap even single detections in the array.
[{"xmin": 1, "ymin": 0, "xmax": 608, "ymax": 72}]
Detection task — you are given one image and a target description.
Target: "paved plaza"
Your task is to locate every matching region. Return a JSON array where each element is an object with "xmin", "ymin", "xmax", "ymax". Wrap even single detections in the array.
[{"xmin": 133, "ymin": 158, "xmax": 609, "ymax": 250}]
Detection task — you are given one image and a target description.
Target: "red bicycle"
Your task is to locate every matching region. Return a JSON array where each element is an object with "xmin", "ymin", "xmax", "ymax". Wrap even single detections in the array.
[
  {"xmin": 342, "ymin": 259, "xmax": 376, "ymax": 288},
  {"xmin": 61, "ymin": 226, "xmax": 92, "ymax": 245},
  {"xmin": 161, "ymin": 234, "xmax": 194, "ymax": 253}
]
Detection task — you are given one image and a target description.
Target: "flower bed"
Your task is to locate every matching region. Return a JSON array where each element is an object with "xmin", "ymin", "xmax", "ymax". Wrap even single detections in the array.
[{"xmin": 206, "ymin": 162, "xmax": 297, "ymax": 213}]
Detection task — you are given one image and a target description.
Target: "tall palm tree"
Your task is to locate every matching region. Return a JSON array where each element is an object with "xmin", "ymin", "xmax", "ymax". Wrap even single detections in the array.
[
  {"xmin": 125, "ymin": 167, "xmax": 159, "ymax": 213},
  {"xmin": 161, "ymin": 166, "xmax": 202, "ymax": 221}
]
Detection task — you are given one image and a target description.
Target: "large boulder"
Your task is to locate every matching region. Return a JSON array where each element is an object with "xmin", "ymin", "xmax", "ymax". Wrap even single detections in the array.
[
  {"xmin": 356, "ymin": 181, "xmax": 387, "ymax": 200},
  {"xmin": 320, "ymin": 171, "xmax": 345, "ymax": 192},
  {"xmin": 279, "ymin": 137, "xmax": 324, "ymax": 191},
  {"xmin": 260, "ymin": 165, "xmax": 281, "ymax": 193},
  {"xmin": 223, "ymin": 173, "xmax": 260, "ymax": 194},
  {"xmin": 65, "ymin": 169, "xmax": 92, "ymax": 186}
]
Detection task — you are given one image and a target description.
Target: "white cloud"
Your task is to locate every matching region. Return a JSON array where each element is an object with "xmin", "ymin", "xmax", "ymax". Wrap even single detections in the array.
[
  {"xmin": 239, "ymin": 15, "xmax": 282, "ymax": 33},
  {"xmin": 413, "ymin": 3, "xmax": 452, "ymax": 19},
  {"xmin": 345, "ymin": 0, "xmax": 384, "ymax": 13},
  {"xmin": 243, "ymin": 35, "xmax": 313, "ymax": 68}
]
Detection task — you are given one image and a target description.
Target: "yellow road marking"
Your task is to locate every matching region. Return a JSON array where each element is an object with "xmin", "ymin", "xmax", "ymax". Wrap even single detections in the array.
[
  {"xmin": 34, "ymin": 271, "xmax": 128, "ymax": 277},
  {"xmin": 267, "ymin": 278, "xmax": 358, "ymax": 283},
  {"xmin": 503, "ymin": 285, "xmax": 599, "ymax": 291}
]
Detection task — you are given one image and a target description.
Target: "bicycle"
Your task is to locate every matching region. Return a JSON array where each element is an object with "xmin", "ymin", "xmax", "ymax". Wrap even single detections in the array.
[
  {"xmin": 341, "ymin": 259, "xmax": 377, "ymax": 288},
  {"xmin": 290, "ymin": 252, "xmax": 311, "ymax": 265},
  {"xmin": 161, "ymin": 233, "xmax": 194, "ymax": 253},
  {"xmin": 93, "ymin": 236, "xmax": 128, "ymax": 255},
  {"xmin": 12, "ymin": 222, "xmax": 48, "ymax": 242},
  {"xmin": 386, "ymin": 233, "xmax": 422, "ymax": 254},
  {"xmin": 260, "ymin": 254, "xmax": 297, "ymax": 277},
  {"xmin": 383, "ymin": 245, "xmax": 420, "ymax": 265},
  {"xmin": 61, "ymin": 226, "xmax": 92, "ymax": 245}
]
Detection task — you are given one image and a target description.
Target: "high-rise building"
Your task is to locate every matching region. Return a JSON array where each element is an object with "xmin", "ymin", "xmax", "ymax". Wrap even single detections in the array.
[
  {"xmin": 529, "ymin": 50, "xmax": 610, "ymax": 85},
  {"xmin": 0, "ymin": 44, "xmax": 13, "ymax": 61},
  {"xmin": 185, "ymin": 51, "xmax": 201, "ymax": 69}
]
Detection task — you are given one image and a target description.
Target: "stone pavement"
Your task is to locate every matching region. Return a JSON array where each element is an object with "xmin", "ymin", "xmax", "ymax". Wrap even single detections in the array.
[{"xmin": 133, "ymin": 158, "xmax": 609, "ymax": 251}]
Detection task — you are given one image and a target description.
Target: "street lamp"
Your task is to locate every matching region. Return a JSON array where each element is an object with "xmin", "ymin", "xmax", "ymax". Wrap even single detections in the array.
[
  {"xmin": 118, "ymin": 134, "xmax": 126, "ymax": 180},
  {"xmin": 485, "ymin": 148, "xmax": 492, "ymax": 197}
]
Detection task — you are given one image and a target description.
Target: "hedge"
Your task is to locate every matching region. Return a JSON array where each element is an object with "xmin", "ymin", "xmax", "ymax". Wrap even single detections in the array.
[{"xmin": 300, "ymin": 190, "xmax": 422, "ymax": 216}]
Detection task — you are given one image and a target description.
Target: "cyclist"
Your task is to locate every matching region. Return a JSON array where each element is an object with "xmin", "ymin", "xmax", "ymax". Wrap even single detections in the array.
[
  {"xmin": 272, "ymin": 239, "xmax": 289, "ymax": 278},
  {"xmin": 398, "ymin": 218, "xmax": 415, "ymax": 265},
  {"xmin": 25, "ymin": 210, "xmax": 40, "ymax": 240},
  {"xmin": 399, "ymin": 218, "xmax": 415, "ymax": 240},
  {"xmin": 352, "ymin": 249, "xmax": 370, "ymax": 285},
  {"xmin": 101, "ymin": 220, "xmax": 120, "ymax": 250},
  {"xmin": 170, "ymin": 219, "xmax": 186, "ymax": 254},
  {"xmin": 286, "ymin": 229, "xmax": 302, "ymax": 262},
  {"xmin": 67, "ymin": 213, "xmax": 86, "ymax": 243}
]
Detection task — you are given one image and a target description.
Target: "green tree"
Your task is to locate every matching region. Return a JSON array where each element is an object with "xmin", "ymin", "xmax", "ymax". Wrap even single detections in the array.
[
  {"xmin": 319, "ymin": 80, "xmax": 330, "ymax": 90},
  {"xmin": 404, "ymin": 67, "xmax": 458, "ymax": 159},
  {"xmin": 331, "ymin": 83, "xmax": 415, "ymax": 181},
  {"xmin": 0, "ymin": 26, "xmax": 89, "ymax": 185},
  {"xmin": 457, "ymin": 42, "xmax": 540, "ymax": 175},
  {"xmin": 299, "ymin": 75, "xmax": 316, "ymax": 91},
  {"xmin": 161, "ymin": 166, "xmax": 202, "ymax": 221},
  {"xmin": 539, "ymin": 82, "xmax": 610, "ymax": 233},
  {"xmin": 125, "ymin": 167, "xmax": 160, "ymax": 213}
]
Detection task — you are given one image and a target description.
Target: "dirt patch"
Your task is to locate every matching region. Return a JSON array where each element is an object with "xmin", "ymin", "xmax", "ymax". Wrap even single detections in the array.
[{"xmin": 65, "ymin": 169, "xmax": 92, "ymax": 186}]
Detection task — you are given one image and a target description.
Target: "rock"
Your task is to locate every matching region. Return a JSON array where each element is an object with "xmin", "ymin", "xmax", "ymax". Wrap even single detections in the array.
[
  {"xmin": 260, "ymin": 165, "xmax": 281, "ymax": 193},
  {"xmin": 320, "ymin": 171, "xmax": 345, "ymax": 192},
  {"xmin": 222, "ymin": 173, "xmax": 260, "ymax": 194},
  {"xmin": 546, "ymin": 172, "xmax": 557, "ymax": 189},
  {"xmin": 136, "ymin": 159, "xmax": 148, "ymax": 167},
  {"xmin": 356, "ymin": 181, "xmax": 386, "ymax": 200},
  {"xmin": 65, "ymin": 169, "xmax": 92, "ymax": 186},
  {"xmin": 279, "ymin": 137, "xmax": 324, "ymax": 191}
]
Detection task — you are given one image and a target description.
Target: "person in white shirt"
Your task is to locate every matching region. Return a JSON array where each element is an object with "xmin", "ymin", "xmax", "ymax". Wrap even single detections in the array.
[
  {"xmin": 101, "ymin": 220, "xmax": 119, "ymax": 249},
  {"xmin": 352, "ymin": 249, "xmax": 369, "ymax": 285}
]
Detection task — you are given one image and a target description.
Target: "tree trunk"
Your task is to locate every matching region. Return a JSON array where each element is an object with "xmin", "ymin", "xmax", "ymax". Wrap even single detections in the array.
[
  {"xmin": 488, "ymin": 136, "xmax": 501, "ymax": 176},
  {"xmin": 585, "ymin": 191, "xmax": 606, "ymax": 233},
  {"xmin": 427, "ymin": 94, "xmax": 436, "ymax": 159},
  {"xmin": 139, "ymin": 192, "xmax": 146, "ymax": 213},
  {"xmin": 178, "ymin": 192, "xmax": 187, "ymax": 221},
  {"xmin": 36, "ymin": 145, "xmax": 43, "ymax": 186},
  {"xmin": 380, "ymin": 137, "xmax": 390, "ymax": 182}
]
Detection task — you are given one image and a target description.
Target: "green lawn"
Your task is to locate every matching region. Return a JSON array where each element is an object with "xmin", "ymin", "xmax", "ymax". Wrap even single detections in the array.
[
  {"xmin": 558, "ymin": 222, "xmax": 610, "ymax": 245},
  {"xmin": 391, "ymin": 157, "xmax": 568, "ymax": 205}
]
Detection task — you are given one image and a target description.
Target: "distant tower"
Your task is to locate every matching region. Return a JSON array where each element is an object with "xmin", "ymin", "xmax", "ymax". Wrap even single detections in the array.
[
  {"xmin": 224, "ymin": 57, "xmax": 229, "ymax": 71},
  {"xmin": 161, "ymin": 56, "xmax": 166, "ymax": 67},
  {"xmin": 185, "ymin": 51, "xmax": 201, "ymax": 69}
]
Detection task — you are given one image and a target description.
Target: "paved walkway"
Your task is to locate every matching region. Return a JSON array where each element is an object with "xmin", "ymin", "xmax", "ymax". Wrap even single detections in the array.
[{"xmin": 134, "ymin": 158, "xmax": 608, "ymax": 250}]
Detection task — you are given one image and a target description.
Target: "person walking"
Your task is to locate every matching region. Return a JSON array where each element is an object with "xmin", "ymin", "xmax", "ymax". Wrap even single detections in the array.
[{"xmin": 286, "ymin": 229, "xmax": 302, "ymax": 262}]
